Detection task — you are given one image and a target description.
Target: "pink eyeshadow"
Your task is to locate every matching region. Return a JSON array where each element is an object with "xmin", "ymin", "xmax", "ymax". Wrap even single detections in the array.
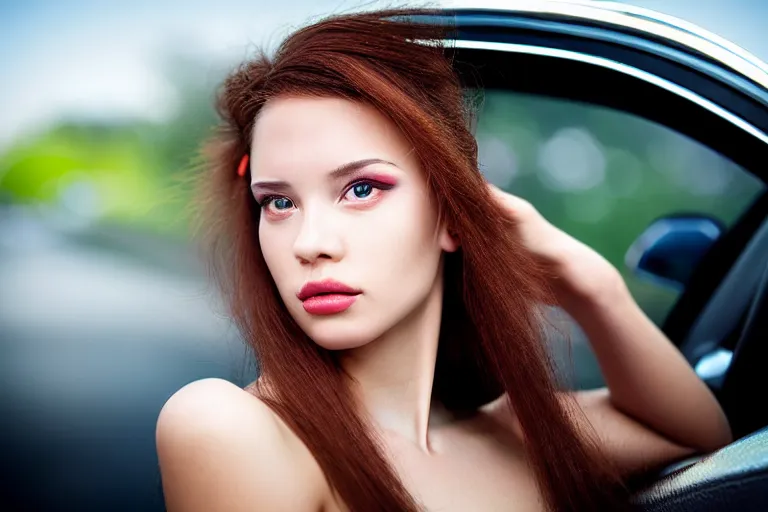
[{"xmin": 361, "ymin": 172, "xmax": 398, "ymax": 186}]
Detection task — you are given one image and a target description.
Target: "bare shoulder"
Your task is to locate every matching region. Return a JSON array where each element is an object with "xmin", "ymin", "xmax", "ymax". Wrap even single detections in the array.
[
  {"xmin": 158, "ymin": 378, "xmax": 276, "ymax": 434},
  {"xmin": 156, "ymin": 378, "xmax": 326, "ymax": 512}
]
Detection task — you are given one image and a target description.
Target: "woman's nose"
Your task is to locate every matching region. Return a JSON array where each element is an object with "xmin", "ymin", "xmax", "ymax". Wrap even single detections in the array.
[{"xmin": 292, "ymin": 207, "xmax": 345, "ymax": 265}]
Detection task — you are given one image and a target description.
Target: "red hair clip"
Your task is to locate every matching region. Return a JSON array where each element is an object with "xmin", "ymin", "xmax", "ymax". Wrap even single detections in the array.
[{"xmin": 237, "ymin": 154, "xmax": 250, "ymax": 177}]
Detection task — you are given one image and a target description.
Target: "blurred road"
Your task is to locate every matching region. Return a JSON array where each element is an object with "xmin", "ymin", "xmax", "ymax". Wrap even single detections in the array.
[{"xmin": 0, "ymin": 205, "xmax": 254, "ymax": 511}]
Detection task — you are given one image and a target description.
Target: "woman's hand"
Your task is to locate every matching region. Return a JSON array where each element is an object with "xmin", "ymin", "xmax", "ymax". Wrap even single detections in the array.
[{"xmin": 487, "ymin": 184, "xmax": 624, "ymax": 311}]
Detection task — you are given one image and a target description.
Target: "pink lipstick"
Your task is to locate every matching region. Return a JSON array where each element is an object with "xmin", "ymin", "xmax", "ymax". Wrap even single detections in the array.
[{"xmin": 297, "ymin": 279, "xmax": 361, "ymax": 315}]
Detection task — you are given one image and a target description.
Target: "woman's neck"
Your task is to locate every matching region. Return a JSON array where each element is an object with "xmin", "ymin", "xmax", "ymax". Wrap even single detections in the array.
[{"xmin": 338, "ymin": 274, "xmax": 446, "ymax": 454}]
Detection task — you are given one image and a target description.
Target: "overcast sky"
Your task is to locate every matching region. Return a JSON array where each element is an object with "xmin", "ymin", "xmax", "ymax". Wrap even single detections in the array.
[{"xmin": 1, "ymin": 0, "xmax": 766, "ymax": 152}]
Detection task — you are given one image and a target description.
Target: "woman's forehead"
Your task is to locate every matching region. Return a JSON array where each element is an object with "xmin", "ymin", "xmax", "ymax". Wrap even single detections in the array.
[{"xmin": 251, "ymin": 96, "xmax": 417, "ymax": 180}]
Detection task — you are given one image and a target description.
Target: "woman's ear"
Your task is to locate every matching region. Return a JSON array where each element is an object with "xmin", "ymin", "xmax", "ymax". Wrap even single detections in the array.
[{"xmin": 439, "ymin": 225, "xmax": 460, "ymax": 253}]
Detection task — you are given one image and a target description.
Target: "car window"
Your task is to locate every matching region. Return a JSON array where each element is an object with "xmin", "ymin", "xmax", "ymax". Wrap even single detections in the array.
[{"xmin": 474, "ymin": 90, "xmax": 764, "ymax": 388}]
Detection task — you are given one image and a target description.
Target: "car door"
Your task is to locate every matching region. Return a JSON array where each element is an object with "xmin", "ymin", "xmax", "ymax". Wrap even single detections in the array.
[{"xmin": 434, "ymin": 1, "xmax": 768, "ymax": 510}]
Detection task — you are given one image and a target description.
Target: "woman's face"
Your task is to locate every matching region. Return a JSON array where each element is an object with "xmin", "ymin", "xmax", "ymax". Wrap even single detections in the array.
[{"xmin": 250, "ymin": 95, "xmax": 457, "ymax": 350}]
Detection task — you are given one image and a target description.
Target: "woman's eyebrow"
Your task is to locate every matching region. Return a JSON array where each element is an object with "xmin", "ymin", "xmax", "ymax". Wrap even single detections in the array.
[
  {"xmin": 250, "ymin": 180, "xmax": 292, "ymax": 196},
  {"xmin": 252, "ymin": 158, "xmax": 396, "ymax": 194},
  {"xmin": 328, "ymin": 158, "xmax": 396, "ymax": 180}
]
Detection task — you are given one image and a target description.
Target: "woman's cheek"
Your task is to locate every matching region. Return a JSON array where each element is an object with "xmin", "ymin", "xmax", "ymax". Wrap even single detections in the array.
[
  {"xmin": 259, "ymin": 226, "xmax": 286, "ymax": 273},
  {"xmin": 354, "ymin": 201, "xmax": 406, "ymax": 248}
]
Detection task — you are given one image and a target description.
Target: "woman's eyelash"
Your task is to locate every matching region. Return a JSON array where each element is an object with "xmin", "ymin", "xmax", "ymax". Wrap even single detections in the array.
[
  {"xmin": 256, "ymin": 195, "xmax": 284, "ymax": 208},
  {"xmin": 344, "ymin": 178, "xmax": 395, "ymax": 195}
]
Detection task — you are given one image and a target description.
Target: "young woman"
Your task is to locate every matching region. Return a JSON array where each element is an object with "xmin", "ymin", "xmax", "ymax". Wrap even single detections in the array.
[{"xmin": 155, "ymin": 9, "xmax": 732, "ymax": 512}]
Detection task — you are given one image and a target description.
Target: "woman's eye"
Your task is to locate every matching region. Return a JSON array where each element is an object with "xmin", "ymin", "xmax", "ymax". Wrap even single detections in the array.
[
  {"xmin": 272, "ymin": 197, "xmax": 294, "ymax": 210},
  {"xmin": 344, "ymin": 182, "xmax": 376, "ymax": 201},
  {"xmin": 352, "ymin": 183, "xmax": 372, "ymax": 198},
  {"xmin": 259, "ymin": 196, "xmax": 294, "ymax": 213}
]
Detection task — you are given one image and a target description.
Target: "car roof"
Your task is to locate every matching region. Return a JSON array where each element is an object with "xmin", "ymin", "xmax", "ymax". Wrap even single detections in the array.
[{"xmin": 441, "ymin": 0, "xmax": 768, "ymax": 90}]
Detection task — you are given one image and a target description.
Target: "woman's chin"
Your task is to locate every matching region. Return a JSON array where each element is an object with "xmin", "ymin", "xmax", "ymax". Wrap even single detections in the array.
[{"xmin": 303, "ymin": 320, "xmax": 382, "ymax": 352}]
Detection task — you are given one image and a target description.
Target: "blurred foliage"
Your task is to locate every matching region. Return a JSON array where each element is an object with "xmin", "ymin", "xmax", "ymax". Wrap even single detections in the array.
[
  {"xmin": 0, "ymin": 54, "xmax": 222, "ymax": 238},
  {"xmin": 1, "ymin": 121, "xmax": 162, "ymax": 216}
]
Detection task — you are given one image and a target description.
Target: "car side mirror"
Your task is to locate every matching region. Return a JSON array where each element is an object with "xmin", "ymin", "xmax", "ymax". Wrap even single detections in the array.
[{"xmin": 625, "ymin": 215, "xmax": 724, "ymax": 288}]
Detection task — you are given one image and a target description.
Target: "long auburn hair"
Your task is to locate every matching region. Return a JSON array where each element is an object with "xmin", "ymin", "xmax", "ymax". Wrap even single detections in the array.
[{"xmin": 197, "ymin": 8, "xmax": 627, "ymax": 512}]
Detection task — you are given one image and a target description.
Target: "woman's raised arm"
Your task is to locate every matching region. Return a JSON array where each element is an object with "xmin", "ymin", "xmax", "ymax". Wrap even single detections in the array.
[{"xmin": 488, "ymin": 185, "xmax": 733, "ymax": 471}]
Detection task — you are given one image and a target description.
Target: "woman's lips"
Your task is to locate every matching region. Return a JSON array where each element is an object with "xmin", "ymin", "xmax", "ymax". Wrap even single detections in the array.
[
  {"xmin": 302, "ymin": 294, "xmax": 359, "ymax": 315},
  {"xmin": 297, "ymin": 279, "xmax": 362, "ymax": 315}
]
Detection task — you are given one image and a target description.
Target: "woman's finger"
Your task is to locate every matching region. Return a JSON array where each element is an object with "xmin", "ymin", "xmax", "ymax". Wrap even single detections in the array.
[{"xmin": 487, "ymin": 183, "xmax": 534, "ymax": 217}]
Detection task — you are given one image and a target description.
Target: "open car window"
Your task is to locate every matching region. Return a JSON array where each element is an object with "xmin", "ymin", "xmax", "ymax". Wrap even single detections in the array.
[{"xmin": 474, "ymin": 90, "xmax": 765, "ymax": 388}]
